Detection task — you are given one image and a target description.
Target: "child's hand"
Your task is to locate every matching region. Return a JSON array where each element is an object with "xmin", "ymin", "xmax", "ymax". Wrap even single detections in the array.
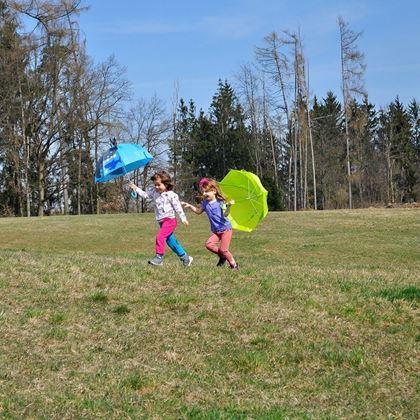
[
  {"xmin": 228, "ymin": 199, "xmax": 235, "ymax": 205},
  {"xmin": 181, "ymin": 201, "xmax": 190, "ymax": 208},
  {"xmin": 182, "ymin": 220, "xmax": 189, "ymax": 226},
  {"xmin": 129, "ymin": 182, "xmax": 137, "ymax": 191}
]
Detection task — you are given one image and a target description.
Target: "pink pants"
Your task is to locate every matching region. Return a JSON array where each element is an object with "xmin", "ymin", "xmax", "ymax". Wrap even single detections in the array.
[
  {"xmin": 205, "ymin": 229, "xmax": 235, "ymax": 267},
  {"xmin": 156, "ymin": 218, "xmax": 177, "ymax": 255}
]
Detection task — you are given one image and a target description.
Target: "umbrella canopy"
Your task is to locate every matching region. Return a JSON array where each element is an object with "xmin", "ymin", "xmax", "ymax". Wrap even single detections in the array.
[
  {"xmin": 219, "ymin": 169, "xmax": 268, "ymax": 232},
  {"xmin": 95, "ymin": 143, "xmax": 153, "ymax": 183}
]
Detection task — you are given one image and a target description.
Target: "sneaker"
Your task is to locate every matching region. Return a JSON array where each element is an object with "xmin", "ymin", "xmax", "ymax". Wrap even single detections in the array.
[
  {"xmin": 216, "ymin": 257, "xmax": 227, "ymax": 267},
  {"xmin": 230, "ymin": 263, "xmax": 239, "ymax": 271},
  {"xmin": 148, "ymin": 255, "xmax": 163, "ymax": 266},
  {"xmin": 182, "ymin": 255, "xmax": 193, "ymax": 267}
]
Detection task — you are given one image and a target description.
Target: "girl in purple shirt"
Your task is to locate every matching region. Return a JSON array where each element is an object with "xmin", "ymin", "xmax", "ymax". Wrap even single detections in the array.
[{"xmin": 182, "ymin": 178, "xmax": 238, "ymax": 270}]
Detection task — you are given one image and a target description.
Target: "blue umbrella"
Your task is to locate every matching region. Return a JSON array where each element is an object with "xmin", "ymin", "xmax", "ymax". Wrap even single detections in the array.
[{"xmin": 95, "ymin": 142, "xmax": 153, "ymax": 197}]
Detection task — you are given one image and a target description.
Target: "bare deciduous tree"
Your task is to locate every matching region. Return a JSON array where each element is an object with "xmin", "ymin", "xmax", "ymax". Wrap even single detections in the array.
[
  {"xmin": 338, "ymin": 16, "xmax": 366, "ymax": 209},
  {"xmin": 123, "ymin": 95, "xmax": 171, "ymax": 212}
]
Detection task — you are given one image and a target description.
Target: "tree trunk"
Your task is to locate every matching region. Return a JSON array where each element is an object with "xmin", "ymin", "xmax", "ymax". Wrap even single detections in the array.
[
  {"xmin": 385, "ymin": 143, "xmax": 393, "ymax": 204},
  {"xmin": 63, "ymin": 172, "xmax": 69, "ymax": 215},
  {"xmin": 299, "ymin": 124, "xmax": 304, "ymax": 208},
  {"xmin": 338, "ymin": 17, "xmax": 365, "ymax": 210},
  {"xmin": 268, "ymin": 123, "xmax": 278, "ymax": 187},
  {"xmin": 77, "ymin": 136, "xmax": 82, "ymax": 215},
  {"xmin": 288, "ymin": 152, "xmax": 292, "ymax": 210},
  {"xmin": 38, "ymin": 159, "xmax": 45, "ymax": 217},
  {"xmin": 306, "ymin": 66, "xmax": 317, "ymax": 210},
  {"xmin": 84, "ymin": 136, "xmax": 94, "ymax": 213},
  {"xmin": 293, "ymin": 116, "xmax": 298, "ymax": 211},
  {"xmin": 340, "ymin": 23, "xmax": 351, "ymax": 209},
  {"xmin": 303, "ymin": 130, "xmax": 308, "ymax": 208},
  {"xmin": 262, "ymin": 80, "xmax": 278, "ymax": 187},
  {"xmin": 18, "ymin": 79, "xmax": 31, "ymax": 217},
  {"xmin": 94, "ymin": 126, "xmax": 100, "ymax": 215},
  {"xmin": 25, "ymin": 136, "xmax": 31, "ymax": 217},
  {"xmin": 344, "ymin": 110, "xmax": 353, "ymax": 209}
]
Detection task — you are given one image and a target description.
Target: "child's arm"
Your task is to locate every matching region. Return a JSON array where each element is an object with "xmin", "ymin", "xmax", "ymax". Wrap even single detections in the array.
[
  {"xmin": 181, "ymin": 201, "xmax": 204, "ymax": 215},
  {"xmin": 222, "ymin": 200, "xmax": 235, "ymax": 217},
  {"xmin": 129, "ymin": 182, "xmax": 150, "ymax": 199},
  {"xmin": 169, "ymin": 193, "xmax": 189, "ymax": 225}
]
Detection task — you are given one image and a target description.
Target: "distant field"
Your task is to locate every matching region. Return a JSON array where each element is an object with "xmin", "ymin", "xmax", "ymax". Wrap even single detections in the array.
[{"xmin": 0, "ymin": 209, "xmax": 419, "ymax": 418}]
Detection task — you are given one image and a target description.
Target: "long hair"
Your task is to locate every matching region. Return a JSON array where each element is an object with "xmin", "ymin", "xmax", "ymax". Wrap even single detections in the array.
[
  {"xmin": 151, "ymin": 171, "xmax": 174, "ymax": 191},
  {"xmin": 199, "ymin": 178, "xmax": 226, "ymax": 201}
]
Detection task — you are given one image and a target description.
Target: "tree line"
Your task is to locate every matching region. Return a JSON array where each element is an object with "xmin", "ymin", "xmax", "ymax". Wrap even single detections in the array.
[{"xmin": 0, "ymin": 0, "xmax": 419, "ymax": 216}]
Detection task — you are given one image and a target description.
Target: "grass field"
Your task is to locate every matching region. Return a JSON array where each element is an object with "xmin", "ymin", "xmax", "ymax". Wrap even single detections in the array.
[{"xmin": 0, "ymin": 208, "xmax": 419, "ymax": 418}]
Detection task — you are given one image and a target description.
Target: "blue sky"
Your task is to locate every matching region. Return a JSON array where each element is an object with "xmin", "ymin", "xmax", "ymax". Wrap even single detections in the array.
[{"xmin": 78, "ymin": 0, "xmax": 420, "ymax": 111}]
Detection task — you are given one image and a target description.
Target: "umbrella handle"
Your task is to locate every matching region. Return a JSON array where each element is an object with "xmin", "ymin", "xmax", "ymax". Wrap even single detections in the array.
[{"xmin": 131, "ymin": 191, "xmax": 138, "ymax": 199}]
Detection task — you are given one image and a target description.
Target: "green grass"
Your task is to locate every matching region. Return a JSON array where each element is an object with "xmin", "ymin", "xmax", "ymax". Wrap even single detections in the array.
[
  {"xmin": 0, "ymin": 208, "xmax": 419, "ymax": 418},
  {"xmin": 373, "ymin": 286, "xmax": 420, "ymax": 303}
]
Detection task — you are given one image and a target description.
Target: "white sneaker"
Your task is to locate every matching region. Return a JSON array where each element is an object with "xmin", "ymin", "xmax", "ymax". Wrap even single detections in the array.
[{"xmin": 182, "ymin": 255, "xmax": 193, "ymax": 267}]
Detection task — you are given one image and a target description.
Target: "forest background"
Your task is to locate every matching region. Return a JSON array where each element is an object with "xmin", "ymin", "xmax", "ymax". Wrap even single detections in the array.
[{"xmin": 0, "ymin": 0, "xmax": 419, "ymax": 217}]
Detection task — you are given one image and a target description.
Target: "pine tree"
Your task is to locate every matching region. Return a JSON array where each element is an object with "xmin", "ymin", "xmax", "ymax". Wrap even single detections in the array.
[
  {"xmin": 348, "ymin": 98, "xmax": 378, "ymax": 206},
  {"xmin": 389, "ymin": 99, "xmax": 417, "ymax": 202},
  {"xmin": 174, "ymin": 99, "xmax": 199, "ymax": 199},
  {"xmin": 312, "ymin": 92, "xmax": 346, "ymax": 209},
  {"xmin": 208, "ymin": 80, "xmax": 252, "ymax": 180},
  {"xmin": 359, "ymin": 98, "xmax": 381, "ymax": 204},
  {"xmin": 0, "ymin": 1, "xmax": 27, "ymax": 216},
  {"xmin": 377, "ymin": 98, "xmax": 416, "ymax": 203}
]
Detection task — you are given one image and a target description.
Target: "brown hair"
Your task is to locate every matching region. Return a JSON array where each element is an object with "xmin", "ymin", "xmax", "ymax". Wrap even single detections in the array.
[
  {"xmin": 151, "ymin": 171, "xmax": 174, "ymax": 191},
  {"xmin": 200, "ymin": 178, "xmax": 226, "ymax": 201}
]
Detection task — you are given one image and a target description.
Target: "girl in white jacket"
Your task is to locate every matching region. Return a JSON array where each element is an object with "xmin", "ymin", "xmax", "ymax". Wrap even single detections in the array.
[{"xmin": 129, "ymin": 171, "xmax": 193, "ymax": 267}]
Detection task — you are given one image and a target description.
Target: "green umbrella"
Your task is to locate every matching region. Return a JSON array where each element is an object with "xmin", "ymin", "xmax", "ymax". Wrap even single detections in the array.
[{"xmin": 219, "ymin": 169, "xmax": 268, "ymax": 232}]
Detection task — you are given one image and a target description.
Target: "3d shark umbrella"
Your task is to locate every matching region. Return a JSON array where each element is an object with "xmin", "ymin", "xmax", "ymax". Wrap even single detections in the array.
[
  {"xmin": 219, "ymin": 169, "xmax": 268, "ymax": 232},
  {"xmin": 95, "ymin": 141, "xmax": 153, "ymax": 197}
]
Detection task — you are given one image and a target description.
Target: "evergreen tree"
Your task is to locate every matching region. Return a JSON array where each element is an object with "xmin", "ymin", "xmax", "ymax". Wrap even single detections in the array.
[
  {"xmin": 173, "ymin": 99, "xmax": 198, "ymax": 199},
  {"xmin": 208, "ymin": 80, "xmax": 252, "ymax": 180},
  {"xmin": 348, "ymin": 98, "xmax": 378, "ymax": 206},
  {"xmin": 388, "ymin": 98, "xmax": 416, "ymax": 202},
  {"xmin": 0, "ymin": 1, "xmax": 26, "ymax": 215},
  {"xmin": 312, "ymin": 92, "xmax": 346, "ymax": 209},
  {"xmin": 262, "ymin": 175, "xmax": 284, "ymax": 210},
  {"xmin": 175, "ymin": 81, "xmax": 257, "ymax": 201},
  {"xmin": 377, "ymin": 98, "xmax": 417, "ymax": 203},
  {"xmin": 360, "ymin": 99, "xmax": 383, "ymax": 204},
  {"xmin": 190, "ymin": 109, "xmax": 214, "ymax": 179}
]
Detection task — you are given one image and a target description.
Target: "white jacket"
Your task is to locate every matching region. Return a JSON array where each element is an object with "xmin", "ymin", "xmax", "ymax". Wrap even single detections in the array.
[{"xmin": 135, "ymin": 187, "xmax": 187, "ymax": 223}]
